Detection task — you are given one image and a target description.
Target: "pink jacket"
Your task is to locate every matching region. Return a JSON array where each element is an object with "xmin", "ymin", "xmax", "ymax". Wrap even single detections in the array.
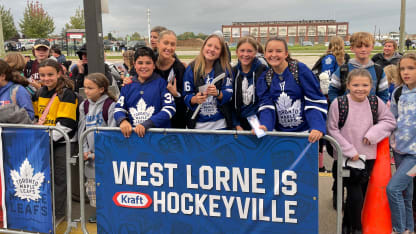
[{"xmin": 327, "ymin": 95, "xmax": 396, "ymax": 160}]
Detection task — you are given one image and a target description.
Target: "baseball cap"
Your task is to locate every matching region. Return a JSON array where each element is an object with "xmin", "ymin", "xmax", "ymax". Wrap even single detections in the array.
[{"xmin": 34, "ymin": 39, "xmax": 50, "ymax": 50}]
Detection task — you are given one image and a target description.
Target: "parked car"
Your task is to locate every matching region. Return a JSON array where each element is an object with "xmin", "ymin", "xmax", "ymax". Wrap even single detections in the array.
[
  {"xmin": 344, "ymin": 41, "xmax": 350, "ymax": 46},
  {"xmin": 374, "ymin": 41, "xmax": 382, "ymax": 47},
  {"xmin": 21, "ymin": 41, "xmax": 35, "ymax": 51},
  {"xmin": 103, "ymin": 40, "xmax": 114, "ymax": 50},
  {"xmin": 4, "ymin": 41, "xmax": 17, "ymax": 52},
  {"xmin": 126, "ymin": 40, "xmax": 146, "ymax": 50},
  {"xmin": 302, "ymin": 41, "xmax": 313, "ymax": 46}
]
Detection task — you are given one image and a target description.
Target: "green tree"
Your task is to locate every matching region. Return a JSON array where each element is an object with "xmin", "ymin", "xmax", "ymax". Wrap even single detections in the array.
[
  {"xmin": 196, "ymin": 33, "xmax": 208, "ymax": 40},
  {"xmin": 19, "ymin": 1, "xmax": 55, "ymax": 38},
  {"xmin": 0, "ymin": 5, "xmax": 18, "ymax": 40},
  {"xmin": 64, "ymin": 7, "xmax": 84, "ymax": 31},
  {"xmin": 107, "ymin": 32, "xmax": 113, "ymax": 41},
  {"xmin": 177, "ymin": 32, "xmax": 196, "ymax": 40},
  {"xmin": 131, "ymin": 32, "xmax": 141, "ymax": 40}
]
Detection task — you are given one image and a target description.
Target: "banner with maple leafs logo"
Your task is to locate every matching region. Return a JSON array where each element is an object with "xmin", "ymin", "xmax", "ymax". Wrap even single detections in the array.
[{"xmin": 2, "ymin": 128, "xmax": 53, "ymax": 233}]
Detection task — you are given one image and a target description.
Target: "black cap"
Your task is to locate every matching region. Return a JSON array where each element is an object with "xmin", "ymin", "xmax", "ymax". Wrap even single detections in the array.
[
  {"xmin": 76, "ymin": 44, "xmax": 87, "ymax": 60},
  {"xmin": 34, "ymin": 39, "xmax": 50, "ymax": 49}
]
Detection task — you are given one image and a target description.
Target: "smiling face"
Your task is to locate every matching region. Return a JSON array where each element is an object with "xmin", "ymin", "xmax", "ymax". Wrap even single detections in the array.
[
  {"xmin": 237, "ymin": 42, "xmax": 257, "ymax": 69},
  {"xmin": 347, "ymin": 75, "xmax": 372, "ymax": 102},
  {"xmin": 264, "ymin": 40, "xmax": 288, "ymax": 72},
  {"xmin": 39, "ymin": 66, "xmax": 59, "ymax": 90},
  {"xmin": 383, "ymin": 42, "xmax": 395, "ymax": 57},
  {"xmin": 399, "ymin": 58, "xmax": 416, "ymax": 90},
  {"xmin": 202, "ymin": 37, "xmax": 222, "ymax": 63},
  {"xmin": 158, "ymin": 34, "xmax": 177, "ymax": 60},
  {"xmin": 135, "ymin": 56, "xmax": 155, "ymax": 81}
]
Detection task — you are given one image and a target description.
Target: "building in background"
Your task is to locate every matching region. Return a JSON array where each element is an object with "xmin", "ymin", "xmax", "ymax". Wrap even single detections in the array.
[{"xmin": 222, "ymin": 20, "xmax": 349, "ymax": 45}]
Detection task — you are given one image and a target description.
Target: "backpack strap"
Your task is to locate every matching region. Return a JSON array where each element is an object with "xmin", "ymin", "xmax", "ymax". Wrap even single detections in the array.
[
  {"xmin": 265, "ymin": 69, "xmax": 274, "ymax": 89},
  {"xmin": 83, "ymin": 99, "xmax": 90, "ymax": 116},
  {"xmin": 373, "ymin": 64, "xmax": 384, "ymax": 93},
  {"xmin": 288, "ymin": 60, "xmax": 300, "ymax": 85},
  {"xmin": 394, "ymin": 86, "xmax": 403, "ymax": 103},
  {"xmin": 339, "ymin": 64, "xmax": 349, "ymax": 96},
  {"xmin": 337, "ymin": 95, "xmax": 349, "ymax": 129},
  {"xmin": 367, "ymin": 95, "xmax": 378, "ymax": 125},
  {"xmin": 102, "ymin": 97, "xmax": 115, "ymax": 123}
]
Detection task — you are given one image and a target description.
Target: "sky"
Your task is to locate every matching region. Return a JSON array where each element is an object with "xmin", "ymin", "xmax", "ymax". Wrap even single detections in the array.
[{"xmin": 2, "ymin": 0, "xmax": 416, "ymax": 38}]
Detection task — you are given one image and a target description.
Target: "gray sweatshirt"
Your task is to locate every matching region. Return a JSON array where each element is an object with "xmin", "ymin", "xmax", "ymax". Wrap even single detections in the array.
[{"xmin": 78, "ymin": 94, "xmax": 116, "ymax": 178}]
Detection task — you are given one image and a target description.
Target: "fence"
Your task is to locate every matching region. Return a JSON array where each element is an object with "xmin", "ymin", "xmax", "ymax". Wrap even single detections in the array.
[
  {"xmin": 78, "ymin": 128, "xmax": 343, "ymax": 234},
  {"xmin": 0, "ymin": 123, "xmax": 76, "ymax": 234}
]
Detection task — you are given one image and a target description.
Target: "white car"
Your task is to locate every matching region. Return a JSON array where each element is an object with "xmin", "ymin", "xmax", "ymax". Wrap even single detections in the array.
[{"xmin": 21, "ymin": 42, "xmax": 35, "ymax": 51}]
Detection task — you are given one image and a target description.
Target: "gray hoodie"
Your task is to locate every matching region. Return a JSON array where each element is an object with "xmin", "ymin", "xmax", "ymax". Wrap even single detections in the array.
[{"xmin": 78, "ymin": 94, "xmax": 116, "ymax": 178}]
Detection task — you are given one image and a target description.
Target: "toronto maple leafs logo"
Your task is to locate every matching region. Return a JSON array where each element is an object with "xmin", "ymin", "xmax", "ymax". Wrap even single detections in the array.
[
  {"xmin": 10, "ymin": 158, "xmax": 45, "ymax": 202},
  {"xmin": 275, "ymin": 92, "xmax": 303, "ymax": 128},
  {"xmin": 129, "ymin": 98, "xmax": 155, "ymax": 126},
  {"xmin": 242, "ymin": 77, "xmax": 254, "ymax": 106}
]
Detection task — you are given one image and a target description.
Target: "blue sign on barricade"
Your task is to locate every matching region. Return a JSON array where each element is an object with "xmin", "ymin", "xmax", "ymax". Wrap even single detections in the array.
[
  {"xmin": 95, "ymin": 131, "xmax": 318, "ymax": 234},
  {"xmin": 1, "ymin": 128, "xmax": 53, "ymax": 233}
]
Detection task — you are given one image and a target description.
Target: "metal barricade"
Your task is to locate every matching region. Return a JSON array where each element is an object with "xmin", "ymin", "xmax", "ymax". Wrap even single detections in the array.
[
  {"xmin": 0, "ymin": 123, "xmax": 77, "ymax": 234},
  {"xmin": 78, "ymin": 127, "xmax": 344, "ymax": 234}
]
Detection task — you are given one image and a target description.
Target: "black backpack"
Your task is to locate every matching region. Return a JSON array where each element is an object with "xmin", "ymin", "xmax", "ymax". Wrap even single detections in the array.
[
  {"xmin": 338, "ymin": 63, "xmax": 384, "ymax": 97},
  {"xmin": 337, "ymin": 95, "xmax": 378, "ymax": 129},
  {"xmin": 393, "ymin": 86, "xmax": 403, "ymax": 103},
  {"xmin": 265, "ymin": 60, "xmax": 299, "ymax": 88},
  {"xmin": 311, "ymin": 56, "xmax": 325, "ymax": 78}
]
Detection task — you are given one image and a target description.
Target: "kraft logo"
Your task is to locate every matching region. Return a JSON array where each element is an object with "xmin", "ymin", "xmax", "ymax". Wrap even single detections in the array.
[{"xmin": 112, "ymin": 192, "xmax": 152, "ymax": 208}]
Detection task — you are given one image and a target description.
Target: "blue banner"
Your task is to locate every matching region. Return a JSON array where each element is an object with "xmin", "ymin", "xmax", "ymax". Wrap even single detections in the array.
[
  {"xmin": 2, "ymin": 128, "xmax": 53, "ymax": 234},
  {"xmin": 95, "ymin": 131, "xmax": 318, "ymax": 234}
]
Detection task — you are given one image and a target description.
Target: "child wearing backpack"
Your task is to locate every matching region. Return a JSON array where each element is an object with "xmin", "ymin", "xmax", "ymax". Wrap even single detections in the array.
[
  {"xmin": 256, "ymin": 37, "xmax": 327, "ymax": 143},
  {"xmin": 328, "ymin": 32, "xmax": 389, "ymax": 104},
  {"xmin": 327, "ymin": 69, "xmax": 396, "ymax": 234},
  {"xmin": 78, "ymin": 72, "xmax": 117, "ymax": 223},
  {"xmin": 387, "ymin": 53, "xmax": 416, "ymax": 234}
]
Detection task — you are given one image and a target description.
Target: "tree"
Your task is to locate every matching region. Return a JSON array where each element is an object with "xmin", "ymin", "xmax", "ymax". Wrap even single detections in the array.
[
  {"xmin": 196, "ymin": 33, "xmax": 208, "ymax": 40},
  {"xmin": 0, "ymin": 5, "xmax": 18, "ymax": 40},
  {"xmin": 64, "ymin": 7, "xmax": 84, "ymax": 31},
  {"xmin": 107, "ymin": 32, "xmax": 113, "ymax": 41},
  {"xmin": 177, "ymin": 32, "xmax": 196, "ymax": 40},
  {"xmin": 19, "ymin": 1, "xmax": 55, "ymax": 38},
  {"xmin": 131, "ymin": 32, "xmax": 141, "ymax": 41}
]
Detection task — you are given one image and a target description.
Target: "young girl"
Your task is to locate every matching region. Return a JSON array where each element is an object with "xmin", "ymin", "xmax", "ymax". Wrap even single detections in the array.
[
  {"xmin": 387, "ymin": 53, "xmax": 416, "ymax": 234},
  {"xmin": 327, "ymin": 69, "xmax": 396, "ymax": 234},
  {"xmin": 155, "ymin": 30, "xmax": 186, "ymax": 128},
  {"xmin": 78, "ymin": 73, "xmax": 117, "ymax": 223},
  {"xmin": 257, "ymin": 37, "xmax": 327, "ymax": 143},
  {"xmin": 183, "ymin": 34, "xmax": 233, "ymax": 130},
  {"xmin": 114, "ymin": 47, "xmax": 175, "ymax": 138},
  {"xmin": 119, "ymin": 50, "xmax": 135, "ymax": 84},
  {"xmin": 33, "ymin": 59, "xmax": 78, "ymax": 220},
  {"xmin": 5, "ymin": 52, "xmax": 37, "ymax": 98},
  {"xmin": 231, "ymin": 36, "xmax": 268, "ymax": 130},
  {"xmin": 0, "ymin": 59, "xmax": 34, "ymax": 123}
]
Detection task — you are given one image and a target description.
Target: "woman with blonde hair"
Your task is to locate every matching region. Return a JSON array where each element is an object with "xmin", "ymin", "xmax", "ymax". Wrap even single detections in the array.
[{"xmin": 183, "ymin": 33, "xmax": 233, "ymax": 129}]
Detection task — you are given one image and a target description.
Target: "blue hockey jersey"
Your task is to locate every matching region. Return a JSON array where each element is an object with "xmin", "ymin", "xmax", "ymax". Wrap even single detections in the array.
[
  {"xmin": 114, "ymin": 73, "xmax": 176, "ymax": 129},
  {"xmin": 257, "ymin": 62, "xmax": 328, "ymax": 134},
  {"xmin": 183, "ymin": 62, "xmax": 233, "ymax": 130}
]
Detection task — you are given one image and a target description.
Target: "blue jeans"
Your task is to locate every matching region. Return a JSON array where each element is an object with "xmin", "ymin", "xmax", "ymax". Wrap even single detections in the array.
[{"xmin": 386, "ymin": 151, "xmax": 416, "ymax": 232}]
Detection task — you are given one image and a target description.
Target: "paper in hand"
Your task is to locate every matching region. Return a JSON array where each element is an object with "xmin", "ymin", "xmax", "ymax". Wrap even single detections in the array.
[
  {"xmin": 247, "ymin": 115, "xmax": 266, "ymax": 138},
  {"xmin": 167, "ymin": 68, "xmax": 175, "ymax": 84}
]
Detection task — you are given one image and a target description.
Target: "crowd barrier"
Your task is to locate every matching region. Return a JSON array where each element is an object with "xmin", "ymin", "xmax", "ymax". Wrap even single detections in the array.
[
  {"xmin": 78, "ymin": 128, "xmax": 343, "ymax": 234},
  {"xmin": 0, "ymin": 123, "xmax": 76, "ymax": 234}
]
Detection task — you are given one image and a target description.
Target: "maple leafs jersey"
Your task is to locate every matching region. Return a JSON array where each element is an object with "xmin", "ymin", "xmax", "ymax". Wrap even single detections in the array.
[
  {"xmin": 114, "ymin": 73, "xmax": 176, "ymax": 128},
  {"xmin": 257, "ymin": 62, "xmax": 328, "ymax": 133}
]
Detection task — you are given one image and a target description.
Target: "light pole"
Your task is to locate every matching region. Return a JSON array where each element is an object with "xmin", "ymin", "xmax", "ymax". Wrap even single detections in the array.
[{"xmin": 399, "ymin": 0, "xmax": 406, "ymax": 53}]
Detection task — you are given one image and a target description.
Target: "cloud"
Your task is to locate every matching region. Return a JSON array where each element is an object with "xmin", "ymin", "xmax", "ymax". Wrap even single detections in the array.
[{"xmin": 2, "ymin": 0, "xmax": 415, "ymax": 38}]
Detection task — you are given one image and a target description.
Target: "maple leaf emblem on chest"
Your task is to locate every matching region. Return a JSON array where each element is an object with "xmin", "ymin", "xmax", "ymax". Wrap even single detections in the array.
[
  {"xmin": 129, "ymin": 98, "xmax": 155, "ymax": 125},
  {"xmin": 10, "ymin": 158, "xmax": 45, "ymax": 202}
]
